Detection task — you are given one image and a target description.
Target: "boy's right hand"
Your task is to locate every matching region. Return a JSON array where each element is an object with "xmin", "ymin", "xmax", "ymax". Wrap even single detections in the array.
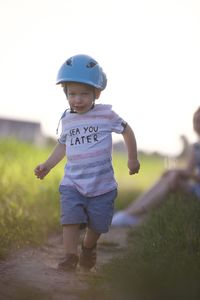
[{"xmin": 34, "ymin": 164, "xmax": 51, "ymax": 180}]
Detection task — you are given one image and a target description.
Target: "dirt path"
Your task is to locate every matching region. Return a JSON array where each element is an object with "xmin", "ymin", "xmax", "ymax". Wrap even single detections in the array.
[{"xmin": 0, "ymin": 227, "xmax": 129, "ymax": 300}]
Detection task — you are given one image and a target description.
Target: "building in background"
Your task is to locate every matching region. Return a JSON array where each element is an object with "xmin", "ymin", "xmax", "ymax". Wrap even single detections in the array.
[{"xmin": 0, "ymin": 117, "xmax": 44, "ymax": 145}]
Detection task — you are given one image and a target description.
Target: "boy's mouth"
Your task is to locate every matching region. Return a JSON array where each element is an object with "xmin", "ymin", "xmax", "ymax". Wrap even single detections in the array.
[{"xmin": 74, "ymin": 105, "xmax": 84, "ymax": 110}]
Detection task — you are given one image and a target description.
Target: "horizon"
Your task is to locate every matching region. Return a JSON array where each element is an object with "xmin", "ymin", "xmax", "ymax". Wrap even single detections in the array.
[{"xmin": 0, "ymin": 0, "xmax": 200, "ymax": 156}]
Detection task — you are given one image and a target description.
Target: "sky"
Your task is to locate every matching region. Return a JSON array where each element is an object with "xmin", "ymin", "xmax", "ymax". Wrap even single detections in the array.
[{"xmin": 0, "ymin": 0, "xmax": 200, "ymax": 156}]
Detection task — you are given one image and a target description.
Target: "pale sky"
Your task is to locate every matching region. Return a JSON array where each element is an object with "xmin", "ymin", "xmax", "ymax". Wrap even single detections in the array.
[{"xmin": 0, "ymin": 0, "xmax": 200, "ymax": 155}]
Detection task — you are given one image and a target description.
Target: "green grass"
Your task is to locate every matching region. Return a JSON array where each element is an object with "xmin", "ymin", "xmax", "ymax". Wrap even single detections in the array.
[
  {"xmin": 2, "ymin": 139, "xmax": 198, "ymax": 299},
  {"xmin": 83, "ymin": 193, "xmax": 200, "ymax": 300},
  {"xmin": 0, "ymin": 139, "xmax": 164, "ymax": 259},
  {"xmin": 113, "ymin": 151, "xmax": 165, "ymax": 209},
  {"xmin": 0, "ymin": 139, "xmax": 64, "ymax": 258}
]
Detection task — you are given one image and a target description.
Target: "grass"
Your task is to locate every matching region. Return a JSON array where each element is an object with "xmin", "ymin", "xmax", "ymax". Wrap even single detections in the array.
[
  {"xmin": 2, "ymin": 139, "xmax": 199, "ymax": 299},
  {"xmin": 0, "ymin": 138, "xmax": 64, "ymax": 258},
  {"xmin": 113, "ymin": 151, "xmax": 165, "ymax": 209},
  {"xmin": 83, "ymin": 193, "xmax": 200, "ymax": 300},
  {"xmin": 0, "ymin": 139, "xmax": 164, "ymax": 258}
]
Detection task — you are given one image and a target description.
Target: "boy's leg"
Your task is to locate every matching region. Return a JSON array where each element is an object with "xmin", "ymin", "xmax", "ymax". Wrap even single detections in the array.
[
  {"xmin": 58, "ymin": 224, "xmax": 80, "ymax": 271},
  {"xmin": 79, "ymin": 189, "xmax": 117, "ymax": 269},
  {"xmin": 63, "ymin": 224, "xmax": 80, "ymax": 254},
  {"xmin": 82, "ymin": 227, "xmax": 100, "ymax": 248},
  {"xmin": 79, "ymin": 228, "xmax": 101, "ymax": 270}
]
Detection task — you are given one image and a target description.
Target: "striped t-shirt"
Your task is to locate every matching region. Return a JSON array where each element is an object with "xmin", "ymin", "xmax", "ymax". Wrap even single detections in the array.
[{"xmin": 58, "ymin": 104, "xmax": 127, "ymax": 197}]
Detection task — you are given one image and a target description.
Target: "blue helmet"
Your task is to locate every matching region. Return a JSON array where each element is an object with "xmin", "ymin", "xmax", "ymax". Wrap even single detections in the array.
[{"xmin": 56, "ymin": 54, "xmax": 107, "ymax": 90}]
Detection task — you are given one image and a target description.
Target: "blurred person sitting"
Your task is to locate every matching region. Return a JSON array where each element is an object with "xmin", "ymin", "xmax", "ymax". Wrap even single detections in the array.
[{"xmin": 112, "ymin": 107, "xmax": 200, "ymax": 227}]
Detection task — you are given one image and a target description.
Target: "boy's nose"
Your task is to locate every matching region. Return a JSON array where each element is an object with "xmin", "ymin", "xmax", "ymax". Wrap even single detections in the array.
[{"xmin": 74, "ymin": 95, "xmax": 82, "ymax": 102}]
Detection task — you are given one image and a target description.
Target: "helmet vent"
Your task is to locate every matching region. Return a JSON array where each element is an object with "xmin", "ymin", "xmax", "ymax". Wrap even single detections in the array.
[
  {"xmin": 66, "ymin": 58, "xmax": 72, "ymax": 66},
  {"xmin": 86, "ymin": 61, "xmax": 97, "ymax": 68}
]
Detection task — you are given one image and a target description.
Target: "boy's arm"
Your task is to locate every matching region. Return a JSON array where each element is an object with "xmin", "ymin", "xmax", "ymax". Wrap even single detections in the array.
[
  {"xmin": 122, "ymin": 124, "xmax": 140, "ymax": 175},
  {"xmin": 34, "ymin": 142, "xmax": 66, "ymax": 179}
]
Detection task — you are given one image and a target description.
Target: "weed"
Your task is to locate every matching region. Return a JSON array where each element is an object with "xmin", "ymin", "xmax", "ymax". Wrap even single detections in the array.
[
  {"xmin": 84, "ymin": 194, "xmax": 200, "ymax": 300},
  {"xmin": 0, "ymin": 138, "xmax": 164, "ymax": 263},
  {"xmin": 0, "ymin": 139, "xmax": 63, "ymax": 257}
]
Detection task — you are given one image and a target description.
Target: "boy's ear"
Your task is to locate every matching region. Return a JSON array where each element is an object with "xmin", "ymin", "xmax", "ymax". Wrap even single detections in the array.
[{"xmin": 95, "ymin": 89, "xmax": 101, "ymax": 99}]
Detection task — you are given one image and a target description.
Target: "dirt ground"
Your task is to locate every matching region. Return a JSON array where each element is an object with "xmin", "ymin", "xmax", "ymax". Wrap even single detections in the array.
[{"xmin": 0, "ymin": 227, "xmax": 129, "ymax": 300}]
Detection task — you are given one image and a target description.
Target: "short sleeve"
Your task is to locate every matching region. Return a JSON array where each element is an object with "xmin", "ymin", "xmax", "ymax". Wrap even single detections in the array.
[
  {"xmin": 57, "ymin": 109, "xmax": 68, "ymax": 144},
  {"xmin": 110, "ymin": 109, "xmax": 127, "ymax": 134},
  {"xmin": 58, "ymin": 119, "xmax": 67, "ymax": 144}
]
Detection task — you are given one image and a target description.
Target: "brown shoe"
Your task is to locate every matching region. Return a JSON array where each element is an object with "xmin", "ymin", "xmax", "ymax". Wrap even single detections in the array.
[
  {"xmin": 79, "ymin": 243, "xmax": 97, "ymax": 270},
  {"xmin": 58, "ymin": 253, "xmax": 79, "ymax": 271}
]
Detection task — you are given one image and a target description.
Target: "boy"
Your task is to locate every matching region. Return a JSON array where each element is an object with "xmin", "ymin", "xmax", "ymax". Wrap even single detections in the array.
[{"xmin": 34, "ymin": 54, "xmax": 140, "ymax": 271}]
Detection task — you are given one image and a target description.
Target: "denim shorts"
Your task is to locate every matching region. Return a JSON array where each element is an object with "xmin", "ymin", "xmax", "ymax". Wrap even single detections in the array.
[{"xmin": 59, "ymin": 185, "xmax": 118, "ymax": 233}]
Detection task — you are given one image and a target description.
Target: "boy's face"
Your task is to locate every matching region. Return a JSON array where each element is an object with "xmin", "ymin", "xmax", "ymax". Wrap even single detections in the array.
[{"xmin": 63, "ymin": 82, "xmax": 101, "ymax": 114}]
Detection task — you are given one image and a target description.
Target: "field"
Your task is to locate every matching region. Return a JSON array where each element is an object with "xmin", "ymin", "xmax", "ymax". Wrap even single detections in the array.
[
  {"xmin": 2, "ymin": 139, "xmax": 200, "ymax": 300},
  {"xmin": 113, "ymin": 151, "xmax": 166, "ymax": 209},
  {"xmin": 83, "ymin": 163, "xmax": 200, "ymax": 300},
  {"xmin": 0, "ymin": 139, "xmax": 63, "ymax": 257},
  {"xmin": 83, "ymin": 193, "xmax": 200, "ymax": 300},
  {"xmin": 0, "ymin": 139, "xmax": 165, "ymax": 258}
]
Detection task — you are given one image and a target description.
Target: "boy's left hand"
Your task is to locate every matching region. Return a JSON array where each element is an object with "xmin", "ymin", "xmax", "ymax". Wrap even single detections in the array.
[{"xmin": 128, "ymin": 159, "xmax": 140, "ymax": 175}]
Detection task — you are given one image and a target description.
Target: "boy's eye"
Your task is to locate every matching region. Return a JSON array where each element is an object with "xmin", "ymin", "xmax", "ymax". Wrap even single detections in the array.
[
  {"xmin": 68, "ymin": 93, "xmax": 76, "ymax": 97},
  {"xmin": 68, "ymin": 92, "xmax": 89, "ymax": 97}
]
